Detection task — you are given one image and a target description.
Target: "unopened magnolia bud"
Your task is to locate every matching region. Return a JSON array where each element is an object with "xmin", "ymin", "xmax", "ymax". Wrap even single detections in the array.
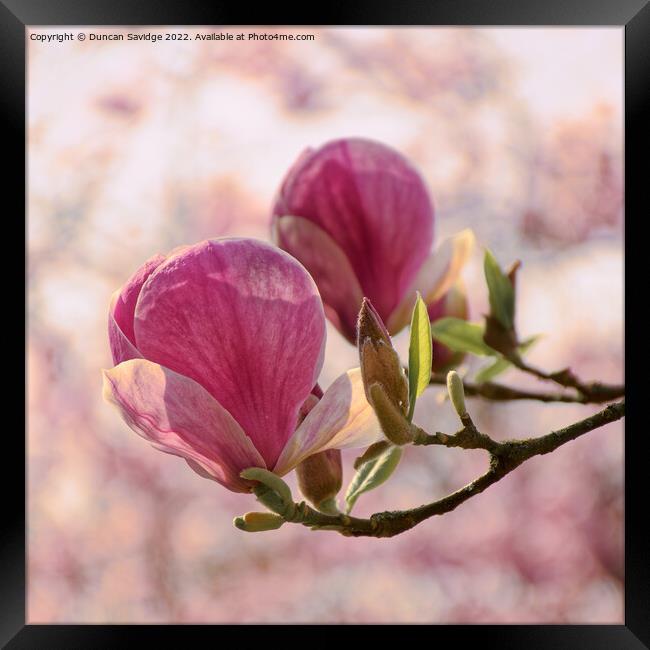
[
  {"xmin": 368, "ymin": 382, "xmax": 414, "ymax": 445},
  {"xmin": 358, "ymin": 299, "xmax": 409, "ymax": 413},
  {"xmin": 360, "ymin": 338, "xmax": 409, "ymax": 413},
  {"xmin": 234, "ymin": 511, "xmax": 285, "ymax": 532},
  {"xmin": 446, "ymin": 371, "xmax": 467, "ymax": 418},
  {"xmin": 357, "ymin": 297, "xmax": 392, "ymax": 348},
  {"xmin": 296, "ymin": 449, "xmax": 342, "ymax": 513}
]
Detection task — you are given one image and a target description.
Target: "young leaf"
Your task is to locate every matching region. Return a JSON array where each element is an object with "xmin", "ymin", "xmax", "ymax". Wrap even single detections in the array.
[
  {"xmin": 407, "ymin": 293, "xmax": 432, "ymax": 421},
  {"xmin": 473, "ymin": 356, "xmax": 511, "ymax": 384},
  {"xmin": 484, "ymin": 249, "xmax": 515, "ymax": 330},
  {"xmin": 344, "ymin": 446, "xmax": 403, "ymax": 514},
  {"xmin": 474, "ymin": 336, "xmax": 540, "ymax": 383},
  {"xmin": 430, "ymin": 317, "xmax": 496, "ymax": 357}
]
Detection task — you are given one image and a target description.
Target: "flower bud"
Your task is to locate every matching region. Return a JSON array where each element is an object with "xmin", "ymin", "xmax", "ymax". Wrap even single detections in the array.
[
  {"xmin": 446, "ymin": 370, "xmax": 467, "ymax": 418},
  {"xmin": 296, "ymin": 449, "xmax": 343, "ymax": 514},
  {"xmin": 368, "ymin": 382, "xmax": 414, "ymax": 445},
  {"xmin": 233, "ymin": 511, "xmax": 285, "ymax": 532},
  {"xmin": 357, "ymin": 297, "xmax": 392, "ymax": 347},
  {"xmin": 358, "ymin": 298, "xmax": 409, "ymax": 414}
]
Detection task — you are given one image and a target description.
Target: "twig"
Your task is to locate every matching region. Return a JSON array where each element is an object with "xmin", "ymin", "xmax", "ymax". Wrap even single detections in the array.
[
  {"xmin": 429, "ymin": 375, "xmax": 585, "ymax": 403},
  {"xmin": 509, "ymin": 359, "xmax": 625, "ymax": 403},
  {"xmin": 428, "ymin": 374, "xmax": 624, "ymax": 405},
  {"xmin": 273, "ymin": 400, "xmax": 624, "ymax": 538}
]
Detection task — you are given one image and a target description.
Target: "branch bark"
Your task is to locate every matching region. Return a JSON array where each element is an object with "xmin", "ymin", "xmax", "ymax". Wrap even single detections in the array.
[
  {"xmin": 274, "ymin": 400, "xmax": 624, "ymax": 538},
  {"xmin": 509, "ymin": 359, "xmax": 625, "ymax": 403},
  {"xmin": 428, "ymin": 373, "xmax": 624, "ymax": 405}
]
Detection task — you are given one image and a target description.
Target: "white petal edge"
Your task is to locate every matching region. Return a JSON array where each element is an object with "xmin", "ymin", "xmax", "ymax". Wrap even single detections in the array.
[
  {"xmin": 272, "ymin": 368, "xmax": 383, "ymax": 476},
  {"xmin": 387, "ymin": 228, "xmax": 475, "ymax": 334}
]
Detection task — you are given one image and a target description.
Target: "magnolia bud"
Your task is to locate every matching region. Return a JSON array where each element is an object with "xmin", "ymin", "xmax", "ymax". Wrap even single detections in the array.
[
  {"xmin": 234, "ymin": 511, "xmax": 285, "ymax": 532},
  {"xmin": 368, "ymin": 382, "xmax": 414, "ymax": 445},
  {"xmin": 358, "ymin": 298, "xmax": 409, "ymax": 413},
  {"xmin": 357, "ymin": 297, "xmax": 392, "ymax": 346},
  {"xmin": 446, "ymin": 370, "xmax": 467, "ymax": 419},
  {"xmin": 296, "ymin": 449, "xmax": 342, "ymax": 514}
]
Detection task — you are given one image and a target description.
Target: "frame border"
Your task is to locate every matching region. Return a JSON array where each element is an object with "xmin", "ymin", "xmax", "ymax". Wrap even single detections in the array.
[{"xmin": 8, "ymin": 1, "xmax": 648, "ymax": 647}]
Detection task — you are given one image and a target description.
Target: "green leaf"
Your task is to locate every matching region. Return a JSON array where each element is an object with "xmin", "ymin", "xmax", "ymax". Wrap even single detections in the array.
[
  {"xmin": 407, "ymin": 293, "xmax": 432, "ymax": 421},
  {"xmin": 344, "ymin": 446, "xmax": 403, "ymax": 514},
  {"xmin": 240, "ymin": 467, "xmax": 293, "ymax": 503},
  {"xmin": 484, "ymin": 249, "xmax": 515, "ymax": 330},
  {"xmin": 430, "ymin": 317, "xmax": 496, "ymax": 356},
  {"xmin": 473, "ymin": 357, "xmax": 511, "ymax": 383},
  {"xmin": 474, "ymin": 336, "xmax": 540, "ymax": 383}
]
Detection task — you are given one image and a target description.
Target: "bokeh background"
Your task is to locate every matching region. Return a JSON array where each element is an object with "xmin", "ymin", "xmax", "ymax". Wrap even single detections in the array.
[{"xmin": 27, "ymin": 27, "xmax": 624, "ymax": 623}]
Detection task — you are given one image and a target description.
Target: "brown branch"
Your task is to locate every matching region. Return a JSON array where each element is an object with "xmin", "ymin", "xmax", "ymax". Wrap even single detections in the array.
[
  {"xmin": 429, "ymin": 374, "xmax": 585, "ymax": 403},
  {"xmin": 270, "ymin": 400, "xmax": 624, "ymax": 538},
  {"xmin": 428, "ymin": 373, "xmax": 624, "ymax": 405},
  {"xmin": 509, "ymin": 359, "xmax": 625, "ymax": 403}
]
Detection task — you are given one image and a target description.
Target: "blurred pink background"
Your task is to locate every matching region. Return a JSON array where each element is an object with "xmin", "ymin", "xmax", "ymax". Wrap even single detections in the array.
[{"xmin": 27, "ymin": 27, "xmax": 623, "ymax": 623}]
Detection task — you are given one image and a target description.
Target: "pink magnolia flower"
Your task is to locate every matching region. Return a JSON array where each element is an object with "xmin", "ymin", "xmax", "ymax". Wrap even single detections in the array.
[
  {"xmin": 271, "ymin": 137, "xmax": 474, "ymax": 345},
  {"xmin": 103, "ymin": 238, "xmax": 381, "ymax": 493}
]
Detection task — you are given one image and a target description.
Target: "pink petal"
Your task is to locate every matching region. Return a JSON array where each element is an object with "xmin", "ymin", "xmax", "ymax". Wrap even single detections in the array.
[
  {"xmin": 428, "ymin": 281, "xmax": 470, "ymax": 372},
  {"xmin": 133, "ymin": 238, "xmax": 326, "ymax": 469},
  {"xmin": 109, "ymin": 291, "xmax": 142, "ymax": 365},
  {"xmin": 386, "ymin": 229, "xmax": 475, "ymax": 334},
  {"xmin": 102, "ymin": 359, "xmax": 266, "ymax": 492},
  {"xmin": 273, "ymin": 368, "xmax": 382, "ymax": 476},
  {"xmin": 273, "ymin": 216, "xmax": 364, "ymax": 343},
  {"xmin": 109, "ymin": 254, "xmax": 166, "ymax": 364},
  {"xmin": 272, "ymin": 138, "xmax": 434, "ymax": 322}
]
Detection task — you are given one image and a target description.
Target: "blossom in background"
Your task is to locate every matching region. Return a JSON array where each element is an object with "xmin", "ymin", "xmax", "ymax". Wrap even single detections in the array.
[
  {"xmin": 271, "ymin": 137, "xmax": 474, "ymax": 355},
  {"xmin": 103, "ymin": 238, "xmax": 382, "ymax": 492}
]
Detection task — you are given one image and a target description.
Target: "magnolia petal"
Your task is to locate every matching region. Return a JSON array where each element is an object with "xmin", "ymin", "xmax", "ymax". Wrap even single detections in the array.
[
  {"xmin": 428, "ymin": 280, "xmax": 470, "ymax": 372},
  {"xmin": 273, "ymin": 216, "xmax": 364, "ymax": 343},
  {"xmin": 272, "ymin": 138, "xmax": 434, "ymax": 322},
  {"xmin": 387, "ymin": 229, "xmax": 475, "ymax": 334},
  {"xmin": 273, "ymin": 368, "xmax": 382, "ymax": 476},
  {"xmin": 102, "ymin": 359, "xmax": 265, "ymax": 492},
  {"xmin": 109, "ymin": 254, "xmax": 166, "ymax": 364},
  {"xmin": 109, "ymin": 291, "xmax": 142, "ymax": 365},
  {"xmin": 133, "ymin": 238, "xmax": 326, "ymax": 469}
]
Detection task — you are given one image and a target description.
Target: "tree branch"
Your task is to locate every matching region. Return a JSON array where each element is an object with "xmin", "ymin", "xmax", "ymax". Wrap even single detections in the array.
[
  {"xmin": 428, "ymin": 372, "xmax": 624, "ymax": 405},
  {"xmin": 428, "ymin": 375, "xmax": 588, "ymax": 403},
  {"xmin": 273, "ymin": 400, "xmax": 624, "ymax": 538},
  {"xmin": 509, "ymin": 359, "xmax": 625, "ymax": 403}
]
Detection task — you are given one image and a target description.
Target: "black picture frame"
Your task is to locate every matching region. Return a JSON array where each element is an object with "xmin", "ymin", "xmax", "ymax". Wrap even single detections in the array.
[{"xmin": 6, "ymin": 1, "xmax": 647, "ymax": 647}]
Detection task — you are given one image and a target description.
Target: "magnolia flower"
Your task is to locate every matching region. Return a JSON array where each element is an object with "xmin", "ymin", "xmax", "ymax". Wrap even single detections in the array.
[
  {"xmin": 271, "ymin": 137, "xmax": 474, "ymax": 346},
  {"xmin": 103, "ymin": 238, "xmax": 381, "ymax": 493}
]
